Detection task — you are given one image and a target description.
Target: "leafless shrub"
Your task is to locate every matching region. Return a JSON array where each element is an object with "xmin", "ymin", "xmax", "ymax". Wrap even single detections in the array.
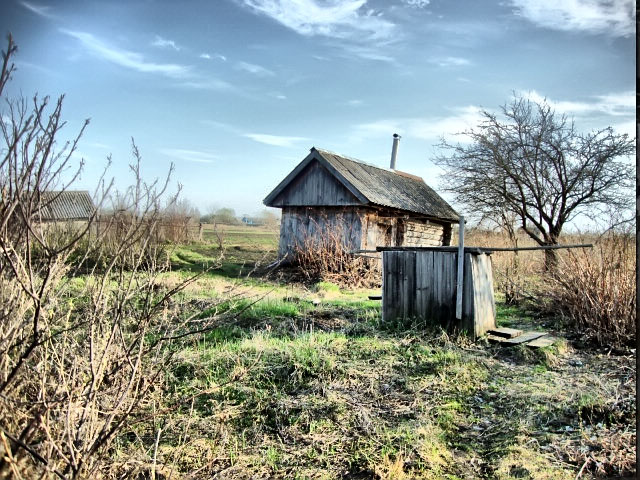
[
  {"xmin": 291, "ymin": 214, "xmax": 380, "ymax": 288},
  {"xmin": 0, "ymin": 34, "xmax": 224, "ymax": 478},
  {"xmin": 541, "ymin": 230, "xmax": 636, "ymax": 347},
  {"xmin": 464, "ymin": 228, "xmax": 543, "ymax": 304}
]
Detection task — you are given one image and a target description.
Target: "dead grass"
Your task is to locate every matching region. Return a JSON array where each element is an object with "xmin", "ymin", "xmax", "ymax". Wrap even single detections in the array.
[
  {"xmin": 289, "ymin": 215, "xmax": 381, "ymax": 289},
  {"xmin": 542, "ymin": 231, "xmax": 636, "ymax": 347},
  {"xmin": 95, "ymin": 281, "xmax": 636, "ymax": 479}
]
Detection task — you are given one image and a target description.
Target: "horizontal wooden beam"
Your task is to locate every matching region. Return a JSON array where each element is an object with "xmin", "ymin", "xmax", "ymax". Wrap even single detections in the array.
[{"xmin": 375, "ymin": 243, "xmax": 593, "ymax": 253}]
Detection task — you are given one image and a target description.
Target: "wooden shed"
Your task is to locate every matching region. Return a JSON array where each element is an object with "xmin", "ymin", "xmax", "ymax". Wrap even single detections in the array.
[
  {"xmin": 263, "ymin": 147, "xmax": 459, "ymax": 260},
  {"xmin": 380, "ymin": 247, "xmax": 496, "ymax": 339}
]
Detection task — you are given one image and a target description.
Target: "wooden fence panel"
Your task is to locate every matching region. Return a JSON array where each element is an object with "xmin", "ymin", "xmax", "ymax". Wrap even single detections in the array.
[{"xmin": 382, "ymin": 250, "xmax": 495, "ymax": 337}]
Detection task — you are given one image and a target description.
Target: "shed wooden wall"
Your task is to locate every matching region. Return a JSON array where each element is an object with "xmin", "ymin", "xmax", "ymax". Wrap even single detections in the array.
[
  {"xmin": 278, "ymin": 207, "xmax": 454, "ymax": 260},
  {"xmin": 268, "ymin": 161, "xmax": 361, "ymax": 207},
  {"xmin": 382, "ymin": 250, "xmax": 495, "ymax": 338},
  {"xmin": 278, "ymin": 207, "xmax": 363, "ymax": 258},
  {"xmin": 361, "ymin": 212, "xmax": 451, "ymax": 250}
]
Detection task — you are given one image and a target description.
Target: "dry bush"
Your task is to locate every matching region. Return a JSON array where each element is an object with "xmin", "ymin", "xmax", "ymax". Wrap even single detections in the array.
[
  {"xmin": 0, "ymin": 36, "xmax": 224, "ymax": 478},
  {"xmin": 291, "ymin": 215, "xmax": 380, "ymax": 288},
  {"xmin": 94, "ymin": 200, "xmax": 198, "ymax": 249},
  {"xmin": 464, "ymin": 228, "xmax": 543, "ymax": 304},
  {"xmin": 541, "ymin": 230, "xmax": 636, "ymax": 347}
]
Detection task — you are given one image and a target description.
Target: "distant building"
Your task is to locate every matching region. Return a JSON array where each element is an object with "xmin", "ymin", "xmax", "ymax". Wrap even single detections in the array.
[
  {"xmin": 263, "ymin": 147, "xmax": 459, "ymax": 260},
  {"xmin": 37, "ymin": 191, "xmax": 95, "ymax": 221},
  {"xmin": 241, "ymin": 216, "xmax": 263, "ymax": 226}
]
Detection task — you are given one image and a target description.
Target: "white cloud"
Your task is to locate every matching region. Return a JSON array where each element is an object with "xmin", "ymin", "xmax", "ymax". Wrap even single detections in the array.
[
  {"xmin": 352, "ymin": 106, "xmax": 485, "ymax": 143},
  {"xmin": 608, "ymin": 120, "xmax": 636, "ymax": 138},
  {"xmin": 201, "ymin": 53, "xmax": 227, "ymax": 61},
  {"xmin": 240, "ymin": 0, "xmax": 395, "ymax": 40},
  {"xmin": 20, "ymin": 1, "xmax": 54, "ymax": 18},
  {"xmin": 62, "ymin": 30, "xmax": 191, "ymax": 79},
  {"xmin": 510, "ymin": 0, "xmax": 635, "ymax": 37},
  {"xmin": 403, "ymin": 0, "xmax": 430, "ymax": 7},
  {"xmin": 520, "ymin": 90, "xmax": 635, "ymax": 117},
  {"xmin": 353, "ymin": 92, "xmax": 636, "ymax": 148},
  {"xmin": 179, "ymin": 78, "xmax": 235, "ymax": 91},
  {"xmin": 429, "ymin": 56, "xmax": 472, "ymax": 67},
  {"xmin": 243, "ymin": 133, "xmax": 309, "ymax": 147},
  {"xmin": 340, "ymin": 45, "xmax": 396, "ymax": 62},
  {"xmin": 151, "ymin": 35, "xmax": 181, "ymax": 51},
  {"xmin": 159, "ymin": 148, "xmax": 217, "ymax": 163},
  {"xmin": 347, "ymin": 99, "xmax": 364, "ymax": 106},
  {"xmin": 236, "ymin": 61, "xmax": 275, "ymax": 77}
]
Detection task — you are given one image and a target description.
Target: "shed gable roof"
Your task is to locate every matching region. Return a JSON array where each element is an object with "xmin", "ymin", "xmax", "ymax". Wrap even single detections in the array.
[
  {"xmin": 266, "ymin": 158, "xmax": 362, "ymax": 207},
  {"xmin": 38, "ymin": 190, "xmax": 95, "ymax": 221},
  {"xmin": 264, "ymin": 147, "xmax": 459, "ymax": 222}
]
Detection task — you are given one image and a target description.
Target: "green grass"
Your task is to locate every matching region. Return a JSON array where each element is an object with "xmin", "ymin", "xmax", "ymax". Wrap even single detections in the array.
[{"xmin": 120, "ymin": 232, "xmax": 636, "ymax": 479}]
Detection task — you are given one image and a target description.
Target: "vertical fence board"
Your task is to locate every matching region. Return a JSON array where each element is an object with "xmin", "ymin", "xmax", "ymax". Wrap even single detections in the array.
[
  {"xmin": 402, "ymin": 251, "xmax": 416, "ymax": 318},
  {"xmin": 471, "ymin": 254, "xmax": 496, "ymax": 337},
  {"xmin": 415, "ymin": 251, "xmax": 434, "ymax": 321},
  {"xmin": 462, "ymin": 253, "xmax": 475, "ymax": 334}
]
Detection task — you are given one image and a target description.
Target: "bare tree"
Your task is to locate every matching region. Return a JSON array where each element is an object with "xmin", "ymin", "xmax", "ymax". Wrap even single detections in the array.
[
  {"xmin": 0, "ymin": 34, "xmax": 225, "ymax": 478},
  {"xmin": 435, "ymin": 95, "xmax": 635, "ymax": 267}
]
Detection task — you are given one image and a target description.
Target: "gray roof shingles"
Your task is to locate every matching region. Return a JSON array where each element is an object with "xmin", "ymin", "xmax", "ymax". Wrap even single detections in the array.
[
  {"xmin": 39, "ymin": 191, "xmax": 95, "ymax": 220},
  {"xmin": 265, "ymin": 147, "xmax": 459, "ymax": 222}
]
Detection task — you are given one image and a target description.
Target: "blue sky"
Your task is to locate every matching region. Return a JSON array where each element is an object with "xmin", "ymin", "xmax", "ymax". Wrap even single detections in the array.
[{"xmin": 1, "ymin": 0, "xmax": 635, "ymax": 218}]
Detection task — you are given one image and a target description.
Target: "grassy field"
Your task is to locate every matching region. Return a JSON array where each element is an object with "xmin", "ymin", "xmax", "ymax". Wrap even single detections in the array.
[{"xmin": 120, "ymin": 225, "xmax": 636, "ymax": 479}]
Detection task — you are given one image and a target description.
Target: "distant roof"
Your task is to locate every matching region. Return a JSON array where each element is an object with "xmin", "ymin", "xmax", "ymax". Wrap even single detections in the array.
[
  {"xmin": 264, "ymin": 147, "xmax": 459, "ymax": 222},
  {"xmin": 38, "ymin": 190, "xmax": 95, "ymax": 221}
]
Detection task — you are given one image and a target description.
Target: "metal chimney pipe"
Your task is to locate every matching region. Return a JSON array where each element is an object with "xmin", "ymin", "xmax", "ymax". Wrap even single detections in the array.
[{"xmin": 390, "ymin": 133, "xmax": 400, "ymax": 169}]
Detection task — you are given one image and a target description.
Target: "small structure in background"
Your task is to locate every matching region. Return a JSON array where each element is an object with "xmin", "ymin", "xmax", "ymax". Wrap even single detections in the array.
[
  {"xmin": 263, "ymin": 140, "xmax": 459, "ymax": 261},
  {"xmin": 241, "ymin": 215, "xmax": 263, "ymax": 226},
  {"xmin": 37, "ymin": 190, "xmax": 95, "ymax": 221}
]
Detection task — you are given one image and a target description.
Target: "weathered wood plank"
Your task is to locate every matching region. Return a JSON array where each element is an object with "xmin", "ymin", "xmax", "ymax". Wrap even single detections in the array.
[
  {"xmin": 471, "ymin": 254, "xmax": 496, "ymax": 337},
  {"xmin": 501, "ymin": 331, "xmax": 547, "ymax": 345},
  {"xmin": 403, "ymin": 251, "xmax": 416, "ymax": 318},
  {"xmin": 456, "ymin": 216, "xmax": 465, "ymax": 320},
  {"xmin": 487, "ymin": 327, "xmax": 523, "ymax": 338},
  {"xmin": 527, "ymin": 336, "xmax": 558, "ymax": 348},
  {"xmin": 382, "ymin": 249, "xmax": 496, "ymax": 337},
  {"xmin": 382, "ymin": 251, "xmax": 393, "ymax": 322},
  {"xmin": 415, "ymin": 251, "xmax": 434, "ymax": 322},
  {"xmin": 376, "ymin": 244, "xmax": 593, "ymax": 253},
  {"xmin": 487, "ymin": 334, "xmax": 508, "ymax": 344},
  {"xmin": 271, "ymin": 160, "xmax": 361, "ymax": 207}
]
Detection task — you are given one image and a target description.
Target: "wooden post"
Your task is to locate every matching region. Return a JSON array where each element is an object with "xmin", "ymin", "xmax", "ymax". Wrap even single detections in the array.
[{"xmin": 455, "ymin": 216, "xmax": 465, "ymax": 320}]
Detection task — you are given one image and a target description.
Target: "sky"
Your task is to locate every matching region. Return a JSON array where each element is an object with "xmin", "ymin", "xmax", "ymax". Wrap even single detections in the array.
[{"xmin": 0, "ymin": 0, "xmax": 635, "ymax": 219}]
